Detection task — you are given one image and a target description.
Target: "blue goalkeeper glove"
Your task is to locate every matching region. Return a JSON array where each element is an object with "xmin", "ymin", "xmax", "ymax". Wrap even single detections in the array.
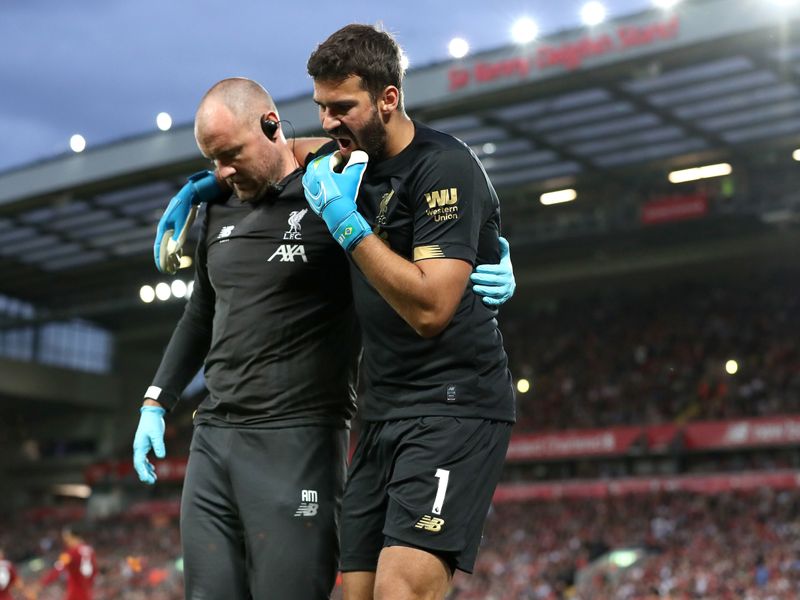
[
  {"xmin": 154, "ymin": 170, "xmax": 225, "ymax": 274},
  {"xmin": 302, "ymin": 151, "xmax": 372, "ymax": 252},
  {"xmin": 132, "ymin": 405, "xmax": 166, "ymax": 485},
  {"xmin": 470, "ymin": 236, "xmax": 516, "ymax": 307}
]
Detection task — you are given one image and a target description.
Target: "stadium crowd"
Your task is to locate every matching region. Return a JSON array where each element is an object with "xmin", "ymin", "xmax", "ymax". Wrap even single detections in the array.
[
  {"xmin": 4, "ymin": 486, "xmax": 800, "ymax": 599},
  {"xmin": 0, "ymin": 516, "xmax": 183, "ymax": 600},
  {"xmin": 503, "ymin": 277, "xmax": 800, "ymax": 432},
  {"xmin": 452, "ymin": 487, "xmax": 800, "ymax": 599}
]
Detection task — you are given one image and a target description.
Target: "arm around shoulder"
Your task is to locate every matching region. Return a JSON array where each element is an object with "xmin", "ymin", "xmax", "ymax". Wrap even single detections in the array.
[{"xmin": 291, "ymin": 137, "xmax": 331, "ymax": 166}]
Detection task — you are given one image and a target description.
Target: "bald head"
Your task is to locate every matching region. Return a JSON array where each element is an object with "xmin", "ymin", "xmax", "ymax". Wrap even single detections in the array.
[{"xmin": 196, "ymin": 77, "xmax": 277, "ymax": 133}]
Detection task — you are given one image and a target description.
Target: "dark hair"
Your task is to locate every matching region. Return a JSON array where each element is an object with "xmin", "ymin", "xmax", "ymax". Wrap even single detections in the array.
[
  {"xmin": 307, "ymin": 24, "xmax": 405, "ymax": 105},
  {"xmin": 62, "ymin": 522, "xmax": 90, "ymax": 540}
]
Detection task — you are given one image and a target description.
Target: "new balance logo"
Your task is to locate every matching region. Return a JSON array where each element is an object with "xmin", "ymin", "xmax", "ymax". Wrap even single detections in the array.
[
  {"xmin": 294, "ymin": 503, "xmax": 319, "ymax": 517},
  {"xmin": 414, "ymin": 515, "xmax": 445, "ymax": 532},
  {"xmin": 268, "ymin": 244, "xmax": 308, "ymax": 263},
  {"xmin": 218, "ymin": 225, "xmax": 235, "ymax": 239},
  {"xmin": 294, "ymin": 489, "xmax": 319, "ymax": 517},
  {"xmin": 424, "ymin": 188, "xmax": 458, "ymax": 209}
]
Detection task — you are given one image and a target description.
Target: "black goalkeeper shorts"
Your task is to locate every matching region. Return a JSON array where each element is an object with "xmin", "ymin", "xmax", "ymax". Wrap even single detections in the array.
[{"xmin": 340, "ymin": 416, "xmax": 512, "ymax": 574}]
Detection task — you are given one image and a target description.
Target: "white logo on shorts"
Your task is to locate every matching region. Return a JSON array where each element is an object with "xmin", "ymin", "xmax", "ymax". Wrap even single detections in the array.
[{"xmin": 294, "ymin": 489, "xmax": 319, "ymax": 517}]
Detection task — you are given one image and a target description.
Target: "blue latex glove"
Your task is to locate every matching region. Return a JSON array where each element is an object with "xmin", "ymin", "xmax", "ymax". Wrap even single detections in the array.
[
  {"xmin": 132, "ymin": 406, "xmax": 166, "ymax": 485},
  {"xmin": 470, "ymin": 236, "xmax": 516, "ymax": 306},
  {"xmin": 154, "ymin": 170, "xmax": 224, "ymax": 274},
  {"xmin": 302, "ymin": 151, "xmax": 372, "ymax": 252}
]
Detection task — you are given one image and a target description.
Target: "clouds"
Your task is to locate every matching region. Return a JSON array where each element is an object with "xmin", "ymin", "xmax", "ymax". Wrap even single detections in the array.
[{"xmin": 0, "ymin": 0, "xmax": 650, "ymax": 171}]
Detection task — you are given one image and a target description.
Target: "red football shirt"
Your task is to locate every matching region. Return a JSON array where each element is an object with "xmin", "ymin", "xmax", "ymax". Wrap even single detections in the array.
[
  {"xmin": 42, "ymin": 544, "xmax": 96, "ymax": 600},
  {"xmin": 0, "ymin": 559, "xmax": 18, "ymax": 600}
]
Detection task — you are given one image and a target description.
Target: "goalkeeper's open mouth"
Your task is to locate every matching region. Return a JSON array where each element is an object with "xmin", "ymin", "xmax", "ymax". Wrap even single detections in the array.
[{"xmin": 335, "ymin": 137, "xmax": 354, "ymax": 152}]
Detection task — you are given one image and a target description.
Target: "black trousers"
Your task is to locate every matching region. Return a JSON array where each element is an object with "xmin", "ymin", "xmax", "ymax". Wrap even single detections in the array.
[{"xmin": 180, "ymin": 424, "xmax": 348, "ymax": 600}]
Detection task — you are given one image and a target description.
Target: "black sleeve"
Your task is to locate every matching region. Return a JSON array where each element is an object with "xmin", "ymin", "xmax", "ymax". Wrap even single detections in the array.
[
  {"xmin": 409, "ymin": 148, "xmax": 487, "ymax": 265},
  {"xmin": 147, "ymin": 210, "xmax": 215, "ymax": 410}
]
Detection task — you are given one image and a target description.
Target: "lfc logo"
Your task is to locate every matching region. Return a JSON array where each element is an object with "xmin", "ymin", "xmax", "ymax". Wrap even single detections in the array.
[
  {"xmin": 284, "ymin": 208, "xmax": 308, "ymax": 240},
  {"xmin": 373, "ymin": 189, "xmax": 395, "ymax": 243}
]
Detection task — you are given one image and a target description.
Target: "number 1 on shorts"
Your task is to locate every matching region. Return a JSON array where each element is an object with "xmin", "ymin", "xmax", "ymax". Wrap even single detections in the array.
[{"xmin": 432, "ymin": 468, "xmax": 450, "ymax": 515}]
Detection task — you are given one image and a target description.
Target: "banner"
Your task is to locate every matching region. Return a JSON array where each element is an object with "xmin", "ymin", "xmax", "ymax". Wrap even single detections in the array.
[
  {"xmin": 683, "ymin": 415, "xmax": 800, "ymax": 450},
  {"xmin": 506, "ymin": 426, "xmax": 645, "ymax": 461},
  {"xmin": 448, "ymin": 16, "xmax": 680, "ymax": 91},
  {"xmin": 641, "ymin": 193, "xmax": 708, "ymax": 225},
  {"xmin": 494, "ymin": 470, "xmax": 800, "ymax": 503},
  {"xmin": 645, "ymin": 424, "xmax": 680, "ymax": 451}
]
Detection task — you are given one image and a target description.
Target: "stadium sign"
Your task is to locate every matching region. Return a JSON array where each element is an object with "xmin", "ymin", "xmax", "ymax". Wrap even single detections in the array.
[
  {"xmin": 503, "ymin": 414, "xmax": 800, "ymax": 462},
  {"xmin": 506, "ymin": 426, "xmax": 645, "ymax": 460},
  {"xmin": 448, "ymin": 16, "xmax": 680, "ymax": 91},
  {"xmin": 641, "ymin": 193, "xmax": 709, "ymax": 225},
  {"xmin": 683, "ymin": 415, "xmax": 800, "ymax": 450}
]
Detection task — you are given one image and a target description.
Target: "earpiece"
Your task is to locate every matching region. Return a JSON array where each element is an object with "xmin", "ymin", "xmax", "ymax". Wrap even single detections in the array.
[{"xmin": 260, "ymin": 115, "xmax": 279, "ymax": 140}]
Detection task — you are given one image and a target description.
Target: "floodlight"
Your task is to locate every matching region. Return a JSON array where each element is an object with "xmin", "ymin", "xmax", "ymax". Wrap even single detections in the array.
[
  {"xmin": 653, "ymin": 0, "xmax": 682, "ymax": 8},
  {"xmin": 155, "ymin": 282, "xmax": 171, "ymax": 301},
  {"xmin": 70, "ymin": 134, "xmax": 86, "ymax": 153},
  {"xmin": 156, "ymin": 112, "xmax": 172, "ymax": 131},
  {"xmin": 171, "ymin": 279, "xmax": 187, "ymax": 298},
  {"xmin": 668, "ymin": 163, "xmax": 732, "ymax": 183},
  {"xmin": 581, "ymin": 1, "xmax": 607, "ymax": 26},
  {"xmin": 139, "ymin": 285, "xmax": 155, "ymax": 303},
  {"xmin": 511, "ymin": 17, "xmax": 539, "ymax": 44},
  {"xmin": 540, "ymin": 189, "xmax": 577, "ymax": 205},
  {"xmin": 448, "ymin": 38, "xmax": 469, "ymax": 59}
]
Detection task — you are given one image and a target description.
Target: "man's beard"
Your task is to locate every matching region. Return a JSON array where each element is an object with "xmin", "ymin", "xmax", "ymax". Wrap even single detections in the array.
[
  {"xmin": 330, "ymin": 108, "xmax": 388, "ymax": 159},
  {"xmin": 236, "ymin": 153, "xmax": 287, "ymax": 202},
  {"xmin": 356, "ymin": 109, "xmax": 388, "ymax": 159}
]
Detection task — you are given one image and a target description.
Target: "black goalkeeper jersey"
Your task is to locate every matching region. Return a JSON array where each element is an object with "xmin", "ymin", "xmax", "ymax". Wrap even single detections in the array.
[
  {"xmin": 351, "ymin": 122, "xmax": 515, "ymax": 423},
  {"xmin": 149, "ymin": 168, "xmax": 360, "ymax": 428}
]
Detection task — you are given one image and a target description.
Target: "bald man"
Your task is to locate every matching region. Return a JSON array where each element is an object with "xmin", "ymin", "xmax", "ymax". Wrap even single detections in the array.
[{"xmin": 135, "ymin": 78, "xmax": 359, "ymax": 599}]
